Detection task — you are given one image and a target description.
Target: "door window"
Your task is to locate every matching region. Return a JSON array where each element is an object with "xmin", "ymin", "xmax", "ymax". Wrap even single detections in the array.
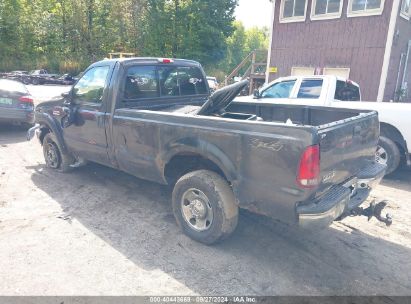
[
  {"xmin": 73, "ymin": 66, "xmax": 110, "ymax": 103},
  {"xmin": 297, "ymin": 79, "xmax": 323, "ymax": 99},
  {"xmin": 261, "ymin": 80, "xmax": 296, "ymax": 98}
]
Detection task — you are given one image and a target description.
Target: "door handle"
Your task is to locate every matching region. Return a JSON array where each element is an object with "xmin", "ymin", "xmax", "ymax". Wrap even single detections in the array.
[{"xmin": 97, "ymin": 115, "xmax": 105, "ymax": 127}]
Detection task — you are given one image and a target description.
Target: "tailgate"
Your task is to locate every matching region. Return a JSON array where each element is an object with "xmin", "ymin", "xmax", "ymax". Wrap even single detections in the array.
[{"xmin": 316, "ymin": 111, "xmax": 379, "ymax": 194}]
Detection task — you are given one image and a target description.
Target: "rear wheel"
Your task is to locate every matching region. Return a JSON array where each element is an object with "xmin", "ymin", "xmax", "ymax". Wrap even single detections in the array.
[
  {"xmin": 42, "ymin": 133, "xmax": 73, "ymax": 173},
  {"xmin": 172, "ymin": 170, "xmax": 239, "ymax": 244},
  {"xmin": 376, "ymin": 136, "xmax": 401, "ymax": 175},
  {"xmin": 32, "ymin": 78, "xmax": 40, "ymax": 85}
]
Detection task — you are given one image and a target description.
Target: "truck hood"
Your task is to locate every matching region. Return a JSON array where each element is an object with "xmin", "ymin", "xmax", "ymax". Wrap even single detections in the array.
[{"xmin": 197, "ymin": 80, "xmax": 249, "ymax": 116}]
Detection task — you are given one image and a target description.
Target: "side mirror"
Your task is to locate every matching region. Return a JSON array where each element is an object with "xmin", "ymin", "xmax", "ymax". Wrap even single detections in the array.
[
  {"xmin": 62, "ymin": 89, "xmax": 82, "ymax": 105},
  {"xmin": 253, "ymin": 89, "xmax": 261, "ymax": 99}
]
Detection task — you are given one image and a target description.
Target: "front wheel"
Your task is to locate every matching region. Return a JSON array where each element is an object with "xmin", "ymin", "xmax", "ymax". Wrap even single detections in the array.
[
  {"xmin": 172, "ymin": 170, "xmax": 239, "ymax": 244},
  {"xmin": 375, "ymin": 136, "xmax": 401, "ymax": 175},
  {"xmin": 42, "ymin": 133, "xmax": 73, "ymax": 173},
  {"xmin": 22, "ymin": 77, "xmax": 31, "ymax": 85}
]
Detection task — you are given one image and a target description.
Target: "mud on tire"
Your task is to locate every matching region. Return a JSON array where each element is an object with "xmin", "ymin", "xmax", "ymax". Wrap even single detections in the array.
[
  {"xmin": 42, "ymin": 133, "xmax": 74, "ymax": 173},
  {"xmin": 172, "ymin": 170, "xmax": 239, "ymax": 245}
]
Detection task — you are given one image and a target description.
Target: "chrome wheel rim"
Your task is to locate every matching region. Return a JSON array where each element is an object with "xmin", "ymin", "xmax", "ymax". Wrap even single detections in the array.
[
  {"xmin": 45, "ymin": 142, "xmax": 60, "ymax": 168},
  {"xmin": 375, "ymin": 145, "xmax": 388, "ymax": 165},
  {"xmin": 181, "ymin": 188, "xmax": 213, "ymax": 232}
]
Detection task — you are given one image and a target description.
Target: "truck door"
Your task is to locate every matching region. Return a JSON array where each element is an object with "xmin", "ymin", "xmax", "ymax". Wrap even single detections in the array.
[{"xmin": 63, "ymin": 65, "xmax": 111, "ymax": 164}]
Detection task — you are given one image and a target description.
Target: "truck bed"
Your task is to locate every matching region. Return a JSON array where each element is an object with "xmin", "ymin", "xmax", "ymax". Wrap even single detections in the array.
[
  {"xmin": 225, "ymin": 102, "xmax": 365, "ymax": 126},
  {"xmin": 116, "ymin": 101, "xmax": 379, "ymax": 215},
  {"xmin": 149, "ymin": 101, "xmax": 367, "ymax": 127},
  {"xmin": 224, "ymin": 102, "xmax": 380, "ymax": 197}
]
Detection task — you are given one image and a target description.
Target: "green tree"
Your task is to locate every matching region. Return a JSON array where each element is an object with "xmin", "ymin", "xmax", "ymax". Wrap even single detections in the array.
[
  {"xmin": 0, "ymin": 0, "xmax": 267, "ymax": 78},
  {"xmin": 216, "ymin": 21, "xmax": 269, "ymax": 79},
  {"xmin": 141, "ymin": 0, "xmax": 238, "ymax": 66}
]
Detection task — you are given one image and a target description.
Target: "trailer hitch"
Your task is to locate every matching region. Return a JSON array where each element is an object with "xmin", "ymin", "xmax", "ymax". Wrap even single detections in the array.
[{"xmin": 351, "ymin": 200, "xmax": 392, "ymax": 226}]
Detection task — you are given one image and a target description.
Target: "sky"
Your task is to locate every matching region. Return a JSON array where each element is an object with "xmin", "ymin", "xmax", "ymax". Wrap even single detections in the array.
[{"xmin": 235, "ymin": 0, "xmax": 273, "ymax": 29}]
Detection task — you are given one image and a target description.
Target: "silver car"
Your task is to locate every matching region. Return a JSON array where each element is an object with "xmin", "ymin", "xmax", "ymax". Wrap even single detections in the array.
[{"xmin": 0, "ymin": 79, "xmax": 34, "ymax": 127}]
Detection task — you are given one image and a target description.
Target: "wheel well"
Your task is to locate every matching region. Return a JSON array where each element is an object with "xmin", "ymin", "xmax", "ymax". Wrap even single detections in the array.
[
  {"xmin": 39, "ymin": 125, "xmax": 51, "ymax": 144},
  {"xmin": 164, "ymin": 154, "xmax": 228, "ymax": 185},
  {"xmin": 380, "ymin": 123, "xmax": 407, "ymax": 151}
]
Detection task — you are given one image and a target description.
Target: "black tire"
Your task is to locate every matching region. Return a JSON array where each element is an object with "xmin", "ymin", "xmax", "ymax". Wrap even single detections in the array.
[
  {"xmin": 376, "ymin": 136, "xmax": 401, "ymax": 175},
  {"xmin": 42, "ymin": 133, "xmax": 73, "ymax": 173},
  {"xmin": 172, "ymin": 170, "xmax": 239, "ymax": 244},
  {"xmin": 32, "ymin": 78, "xmax": 40, "ymax": 85}
]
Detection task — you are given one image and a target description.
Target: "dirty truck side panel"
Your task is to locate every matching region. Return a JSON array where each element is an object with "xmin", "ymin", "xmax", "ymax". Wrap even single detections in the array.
[{"xmin": 109, "ymin": 109, "xmax": 317, "ymax": 223}]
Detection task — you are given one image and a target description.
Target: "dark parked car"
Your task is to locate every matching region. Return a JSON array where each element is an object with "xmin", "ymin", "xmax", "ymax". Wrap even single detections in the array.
[
  {"xmin": 30, "ymin": 69, "xmax": 59, "ymax": 78},
  {"xmin": 0, "ymin": 71, "xmax": 31, "ymax": 84},
  {"xmin": 28, "ymin": 58, "xmax": 386, "ymax": 244},
  {"xmin": 28, "ymin": 70, "xmax": 75, "ymax": 85},
  {"xmin": 0, "ymin": 79, "xmax": 34, "ymax": 127}
]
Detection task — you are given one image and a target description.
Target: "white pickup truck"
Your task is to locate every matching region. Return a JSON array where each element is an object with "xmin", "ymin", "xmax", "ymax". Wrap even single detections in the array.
[{"xmin": 236, "ymin": 75, "xmax": 411, "ymax": 174}]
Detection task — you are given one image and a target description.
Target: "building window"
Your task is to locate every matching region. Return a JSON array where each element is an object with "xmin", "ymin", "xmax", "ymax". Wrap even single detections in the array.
[
  {"xmin": 280, "ymin": 0, "xmax": 308, "ymax": 23},
  {"xmin": 323, "ymin": 67, "xmax": 350, "ymax": 79},
  {"xmin": 291, "ymin": 67, "xmax": 315, "ymax": 76},
  {"xmin": 311, "ymin": 0, "xmax": 343, "ymax": 20},
  {"xmin": 348, "ymin": 0, "xmax": 385, "ymax": 17},
  {"xmin": 401, "ymin": 0, "xmax": 411, "ymax": 19}
]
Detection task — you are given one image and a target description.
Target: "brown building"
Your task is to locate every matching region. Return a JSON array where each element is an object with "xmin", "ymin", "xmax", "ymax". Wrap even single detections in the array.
[{"xmin": 266, "ymin": 0, "xmax": 411, "ymax": 102}]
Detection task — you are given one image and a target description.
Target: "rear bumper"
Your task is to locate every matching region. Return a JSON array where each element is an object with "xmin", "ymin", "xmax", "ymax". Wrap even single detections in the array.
[
  {"xmin": 0, "ymin": 108, "xmax": 34, "ymax": 124},
  {"xmin": 297, "ymin": 162, "xmax": 386, "ymax": 229}
]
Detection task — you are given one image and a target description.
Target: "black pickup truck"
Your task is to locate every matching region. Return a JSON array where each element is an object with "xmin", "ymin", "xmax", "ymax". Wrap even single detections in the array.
[{"xmin": 28, "ymin": 58, "xmax": 386, "ymax": 244}]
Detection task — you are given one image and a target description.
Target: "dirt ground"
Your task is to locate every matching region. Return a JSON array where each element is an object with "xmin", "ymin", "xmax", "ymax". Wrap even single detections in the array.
[{"xmin": 0, "ymin": 86, "xmax": 411, "ymax": 295}]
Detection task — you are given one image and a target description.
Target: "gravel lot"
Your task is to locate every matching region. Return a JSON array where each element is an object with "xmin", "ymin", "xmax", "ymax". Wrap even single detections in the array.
[{"xmin": 0, "ymin": 86, "xmax": 410, "ymax": 296}]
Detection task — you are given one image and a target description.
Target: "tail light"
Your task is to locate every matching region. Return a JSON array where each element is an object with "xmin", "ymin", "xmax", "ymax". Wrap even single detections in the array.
[
  {"xmin": 19, "ymin": 96, "xmax": 34, "ymax": 103},
  {"xmin": 296, "ymin": 145, "xmax": 320, "ymax": 188},
  {"xmin": 18, "ymin": 96, "xmax": 34, "ymax": 109}
]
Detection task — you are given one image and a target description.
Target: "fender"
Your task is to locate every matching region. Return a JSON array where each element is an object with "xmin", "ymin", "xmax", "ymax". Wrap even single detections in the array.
[
  {"xmin": 36, "ymin": 112, "xmax": 68, "ymax": 154},
  {"xmin": 380, "ymin": 123, "xmax": 408, "ymax": 152},
  {"xmin": 161, "ymin": 137, "xmax": 238, "ymax": 183}
]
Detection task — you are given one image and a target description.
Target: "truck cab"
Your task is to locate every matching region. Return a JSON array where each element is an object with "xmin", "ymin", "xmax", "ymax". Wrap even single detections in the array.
[{"xmin": 244, "ymin": 75, "xmax": 361, "ymax": 105}]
